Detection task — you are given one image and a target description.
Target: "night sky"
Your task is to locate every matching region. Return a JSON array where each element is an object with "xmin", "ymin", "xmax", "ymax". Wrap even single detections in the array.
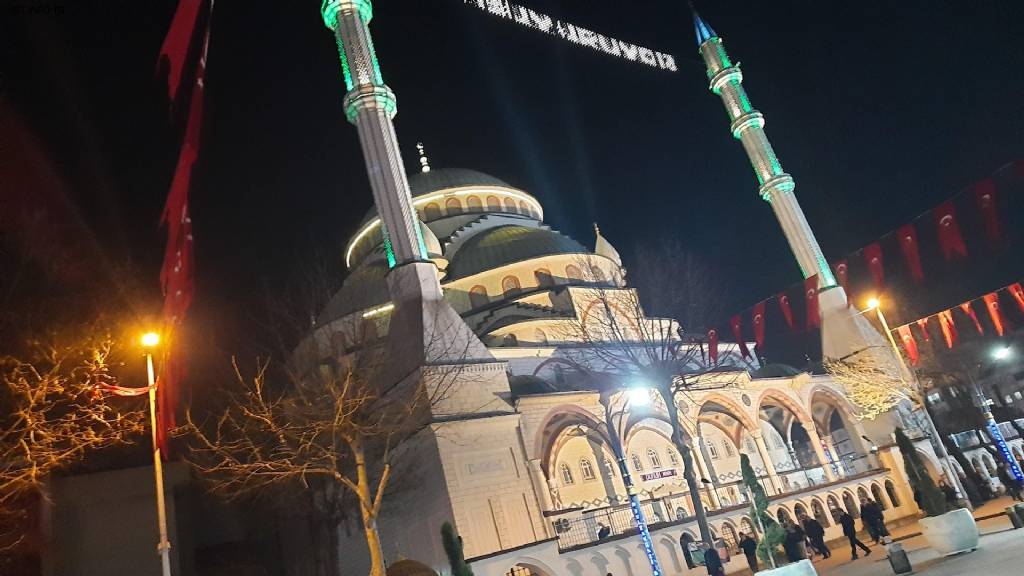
[{"xmin": 4, "ymin": 1, "xmax": 1024, "ymax": 356}]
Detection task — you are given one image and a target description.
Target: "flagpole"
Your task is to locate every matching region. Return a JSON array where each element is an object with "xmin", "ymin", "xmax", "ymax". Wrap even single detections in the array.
[{"xmin": 143, "ymin": 333, "xmax": 173, "ymax": 576}]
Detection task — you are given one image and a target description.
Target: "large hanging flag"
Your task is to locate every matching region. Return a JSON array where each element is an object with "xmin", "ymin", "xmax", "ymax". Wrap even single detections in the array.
[
  {"xmin": 804, "ymin": 275, "xmax": 820, "ymax": 329},
  {"xmin": 707, "ymin": 328, "xmax": 719, "ymax": 365},
  {"xmin": 915, "ymin": 317, "xmax": 932, "ymax": 342},
  {"xmin": 896, "ymin": 224, "xmax": 924, "ymax": 283},
  {"xmin": 155, "ymin": 0, "xmax": 212, "ymax": 457},
  {"xmin": 982, "ymin": 293, "xmax": 1006, "ymax": 336},
  {"xmin": 933, "ymin": 200, "xmax": 968, "ymax": 261},
  {"xmin": 1010, "ymin": 283, "xmax": 1024, "ymax": 315},
  {"xmin": 959, "ymin": 301, "xmax": 984, "ymax": 335},
  {"xmin": 897, "ymin": 325, "xmax": 920, "ymax": 366},
  {"xmin": 777, "ymin": 292, "xmax": 794, "ymax": 330},
  {"xmin": 752, "ymin": 301, "xmax": 766, "ymax": 350},
  {"xmin": 937, "ymin": 309, "xmax": 958, "ymax": 348},
  {"xmin": 834, "ymin": 260, "xmax": 850, "ymax": 307},
  {"xmin": 730, "ymin": 315, "xmax": 752, "ymax": 360},
  {"xmin": 863, "ymin": 243, "xmax": 884, "ymax": 291},
  {"xmin": 972, "ymin": 179, "xmax": 1001, "ymax": 247},
  {"xmin": 157, "ymin": 0, "xmax": 205, "ymax": 106}
]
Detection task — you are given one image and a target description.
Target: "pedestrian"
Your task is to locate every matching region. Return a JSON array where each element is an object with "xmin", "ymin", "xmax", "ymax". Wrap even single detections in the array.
[
  {"xmin": 782, "ymin": 519, "xmax": 806, "ymax": 563},
  {"xmin": 702, "ymin": 541, "xmax": 725, "ymax": 576},
  {"xmin": 838, "ymin": 510, "xmax": 871, "ymax": 560},
  {"xmin": 939, "ymin": 481, "xmax": 958, "ymax": 506},
  {"xmin": 960, "ymin": 473, "xmax": 983, "ymax": 507},
  {"xmin": 597, "ymin": 523, "xmax": 611, "ymax": 539},
  {"xmin": 738, "ymin": 531, "xmax": 759, "ymax": 573},
  {"xmin": 799, "ymin": 512, "xmax": 830, "ymax": 559},
  {"xmin": 859, "ymin": 498, "xmax": 887, "ymax": 544}
]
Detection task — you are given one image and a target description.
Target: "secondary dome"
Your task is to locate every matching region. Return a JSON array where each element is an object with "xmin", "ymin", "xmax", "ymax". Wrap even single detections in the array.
[
  {"xmin": 359, "ymin": 168, "xmax": 515, "ymax": 225},
  {"xmin": 318, "ymin": 259, "xmax": 389, "ymax": 325},
  {"xmin": 447, "ymin": 225, "xmax": 586, "ymax": 280}
]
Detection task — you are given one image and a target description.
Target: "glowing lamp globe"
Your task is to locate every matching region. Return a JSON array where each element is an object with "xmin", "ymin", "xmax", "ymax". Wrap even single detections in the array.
[
  {"xmin": 141, "ymin": 332, "xmax": 161, "ymax": 348},
  {"xmin": 628, "ymin": 387, "xmax": 650, "ymax": 407},
  {"xmin": 993, "ymin": 346, "xmax": 1012, "ymax": 361},
  {"xmin": 865, "ymin": 297, "xmax": 881, "ymax": 311}
]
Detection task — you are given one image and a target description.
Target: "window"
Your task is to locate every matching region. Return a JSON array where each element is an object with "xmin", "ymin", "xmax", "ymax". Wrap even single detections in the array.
[
  {"xmin": 706, "ymin": 440, "xmax": 719, "ymax": 460},
  {"xmin": 580, "ymin": 458, "xmax": 596, "ymax": 481},
  {"xmin": 745, "ymin": 438, "xmax": 756, "ymax": 452},
  {"xmin": 842, "ymin": 491, "xmax": 859, "ymax": 518},
  {"xmin": 927, "ymin": 392, "xmax": 942, "ymax": 404},
  {"xmin": 1007, "ymin": 395, "xmax": 1014, "ymax": 404},
  {"xmin": 534, "ymin": 328, "xmax": 548, "ymax": 345},
  {"xmin": 501, "ymin": 275, "xmax": 521, "ymax": 297},
  {"xmin": 669, "ymin": 450, "xmax": 679, "ymax": 466},
  {"xmin": 872, "ymin": 484, "xmax": 887, "ymax": 510},
  {"xmin": 469, "ymin": 285, "xmax": 489, "ymax": 308},
  {"xmin": 445, "ymin": 197, "xmax": 463, "ymax": 215},
  {"xmin": 486, "ymin": 195, "xmax": 501, "ymax": 211},
  {"xmin": 518, "ymin": 200, "xmax": 529, "ymax": 215},
  {"xmin": 676, "ymin": 507, "xmax": 688, "ymax": 520},
  {"xmin": 647, "ymin": 448, "xmax": 662, "ymax": 469},
  {"xmin": 720, "ymin": 523, "xmax": 739, "ymax": 550},
  {"xmin": 503, "ymin": 198, "xmax": 517, "ymax": 212},
  {"xmin": 466, "ymin": 196, "xmax": 483, "ymax": 212},
  {"xmin": 631, "ymin": 453, "xmax": 644, "ymax": 472},
  {"xmin": 793, "ymin": 503, "xmax": 807, "ymax": 519},
  {"xmin": 559, "ymin": 463, "xmax": 574, "ymax": 485},
  {"xmin": 534, "ymin": 268, "xmax": 554, "ymax": 287},
  {"xmin": 885, "ymin": 480, "xmax": 901, "ymax": 507},
  {"xmin": 723, "ymin": 441, "xmax": 735, "ymax": 457},
  {"xmin": 1015, "ymin": 391, "xmax": 1023, "ymax": 400},
  {"xmin": 811, "ymin": 499, "xmax": 830, "ymax": 527},
  {"xmin": 827, "ymin": 495, "xmax": 842, "ymax": 522},
  {"xmin": 423, "ymin": 202, "xmax": 441, "ymax": 220},
  {"xmin": 564, "ymin": 264, "xmax": 583, "ymax": 280}
]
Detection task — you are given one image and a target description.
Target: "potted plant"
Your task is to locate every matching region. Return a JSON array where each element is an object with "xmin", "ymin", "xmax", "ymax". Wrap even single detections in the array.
[
  {"xmin": 740, "ymin": 455, "xmax": 815, "ymax": 575},
  {"xmin": 894, "ymin": 427, "xmax": 979, "ymax": 555}
]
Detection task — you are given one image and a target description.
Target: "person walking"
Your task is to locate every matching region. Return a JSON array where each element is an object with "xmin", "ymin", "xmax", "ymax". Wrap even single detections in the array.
[
  {"xmin": 782, "ymin": 520, "xmax": 806, "ymax": 563},
  {"xmin": 839, "ymin": 510, "xmax": 871, "ymax": 560},
  {"xmin": 799, "ymin": 513, "xmax": 830, "ymax": 559},
  {"xmin": 738, "ymin": 531, "xmax": 759, "ymax": 573},
  {"xmin": 859, "ymin": 498, "xmax": 887, "ymax": 544},
  {"xmin": 702, "ymin": 541, "xmax": 725, "ymax": 576}
]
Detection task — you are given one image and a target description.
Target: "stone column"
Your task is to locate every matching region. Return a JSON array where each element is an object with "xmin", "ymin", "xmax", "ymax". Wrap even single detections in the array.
[
  {"xmin": 528, "ymin": 459, "xmax": 554, "ymax": 512},
  {"xmin": 752, "ymin": 433, "xmax": 782, "ymax": 494},
  {"xmin": 801, "ymin": 420, "xmax": 836, "ymax": 482},
  {"xmin": 691, "ymin": 443, "xmax": 722, "ymax": 508}
]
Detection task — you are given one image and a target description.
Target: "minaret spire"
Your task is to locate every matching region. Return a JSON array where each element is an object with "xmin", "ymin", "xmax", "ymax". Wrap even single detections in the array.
[
  {"xmin": 690, "ymin": 6, "xmax": 836, "ymax": 289},
  {"xmin": 416, "ymin": 142, "xmax": 431, "ymax": 173}
]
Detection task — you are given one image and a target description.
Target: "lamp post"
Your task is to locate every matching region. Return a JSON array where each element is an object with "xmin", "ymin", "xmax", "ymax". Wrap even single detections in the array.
[
  {"xmin": 141, "ymin": 332, "xmax": 172, "ymax": 576},
  {"xmin": 966, "ymin": 346, "xmax": 1024, "ymax": 483},
  {"xmin": 599, "ymin": 385, "xmax": 663, "ymax": 576},
  {"xmin": 864, "ymin": 298, "xmax": 970, "ymax": 505}
]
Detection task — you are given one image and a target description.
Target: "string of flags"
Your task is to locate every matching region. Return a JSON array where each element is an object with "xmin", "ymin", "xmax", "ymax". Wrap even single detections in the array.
[{"xmin": 705, "ymin": 159, "xmax": 1023, "ymax": 363}]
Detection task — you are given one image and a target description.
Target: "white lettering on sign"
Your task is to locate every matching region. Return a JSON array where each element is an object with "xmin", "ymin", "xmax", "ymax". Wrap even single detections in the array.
[
  {"xmin": 465, "ymin": 0, "xmax": 678, "ymax": 73},
  {"xmin": 640, "ymin": 469, "xmax": 678, "ymax": 482}
]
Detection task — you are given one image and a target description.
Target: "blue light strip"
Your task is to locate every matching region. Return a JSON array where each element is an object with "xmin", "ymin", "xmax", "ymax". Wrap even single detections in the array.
[
  {"xmin": 628, "ymin": 494, "xmax": 663, "ymax": 576},
  {"xmin": 985, "ymin": 417, "xmax": 1024, "ymax": 482}
]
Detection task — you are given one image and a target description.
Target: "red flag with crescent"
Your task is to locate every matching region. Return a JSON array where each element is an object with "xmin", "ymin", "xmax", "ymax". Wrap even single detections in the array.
[
  {"xmin": 897, "ymin": 325, "xmax": 920, "ymax": 366},
  {"xmin": 730, "ymin": 315, "xmax": 752, "ymax": 360},
  {"xmin": 934, "ymin": 200, "xmax": 968, "ymax": 261},
  {"xmin": 916, "ymin": 317, "xmax": 932, "ymax": 342},
  {"xmin": 896, "ymin": 224, "xmax": 924, "ymax": 283},
  {"xmin": 937, "ymin": 309, "xmax": 958, "ymax": 348},
  {"xmin": 1009, "ymin": 283, "xmax": 1024, "ymax": 315},
  {"xmin": 777, "ymin": 292, "xmax": 794, "ymax": 330},
  {"xmin": 834, "ymin": 260, "xmax": 850, "ymax": 307},
  {"xmin": 959, "ymin": 301, "xmax": 983, "ymax": 335},
  {"xmin": 752, "ymin": 301, "xmax": 766, "ymax": 349},
  {"xmin": 708, "ymin": 328, "xmax": 719, "ymax": 365},
  {"xmin": 973, "ymin": 179, "xmax": 1001, "ymax": 247},
  {"xmin": 982, "ymin": 293, "xmax": 1006, "ymax": 336},
  {"xmin": 863, "ymin": 243, "xmax": 884, "ymax": 291},
  {"xmin": 805, "ymin": 275, "xmax": 820, "ymax": 329},
  {"xmin": 158, "ymin": 0, "xmax": 205, "ymax": 105}
]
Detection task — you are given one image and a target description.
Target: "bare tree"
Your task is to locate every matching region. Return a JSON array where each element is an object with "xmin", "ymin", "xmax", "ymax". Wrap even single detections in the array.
[{"xmin": 824, "ymin": 349, "xmax": 914, "ymax": 421}]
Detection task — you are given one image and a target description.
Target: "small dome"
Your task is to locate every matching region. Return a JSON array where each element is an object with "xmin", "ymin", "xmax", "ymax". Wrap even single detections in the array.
[
  {"xmin": 318, "ymin": 260, "xmax": 389, "ymax": 324},
  {"xmin": 446, "ymin": 225, "xmax": 586, "ymax": 279}
]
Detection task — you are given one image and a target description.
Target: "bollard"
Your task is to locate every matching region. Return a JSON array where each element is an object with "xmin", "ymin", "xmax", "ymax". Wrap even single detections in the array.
[
  {"xmin": 1014, "ymin": 502, "xmax": 1024, "ymax": 520},
  {"xmin": 1007, "ymin": 506, "xmax": 1024, "ymax": 529},
  {"xmin": 887, "ymin": 542, "xmax": 913, "ymax": 574}
]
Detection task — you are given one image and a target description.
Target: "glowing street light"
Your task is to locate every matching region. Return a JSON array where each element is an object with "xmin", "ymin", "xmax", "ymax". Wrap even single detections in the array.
[
  {"xmin": 140, "ymin": 331, "xmax": 172, "ymax": 576},
  {"xmin": 865, "ymin": 297, "xmax": 881, "ymax": 311},
  {"xmin": 993, "ymin": 346, "xmax": 1013, "ymax": 361},
  {"xmin": 629, "ymin": 385, "xmax": 651, "ymax": 407}
]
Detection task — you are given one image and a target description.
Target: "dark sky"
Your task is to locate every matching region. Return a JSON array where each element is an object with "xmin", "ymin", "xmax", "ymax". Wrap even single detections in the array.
[{"xmin": 4, "ymin": 0, "xmax": 1024, "ymax": 353}]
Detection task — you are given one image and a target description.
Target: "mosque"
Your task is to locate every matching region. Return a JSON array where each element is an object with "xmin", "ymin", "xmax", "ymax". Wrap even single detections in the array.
[{"xmin": 309, "ymin": 2, "xmax": 950, "ymax": 575}]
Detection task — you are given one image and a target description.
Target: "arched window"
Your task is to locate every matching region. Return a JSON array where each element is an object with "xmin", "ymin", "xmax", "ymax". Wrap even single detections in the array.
[
  {"xmin": 423, "ymin": 202, "xmax": 441, "ymax": 220},
  {"xmin": 486, "ymin": 195, "xmax": 501, "ymax": 211},
  {"xmin": 534, "ymin": 268, "xmax": 554, "ymax": 287},
  {"xmin": 811, "ymin": 499, "xmax": 830, "ymax": 527},
  {"xmin": 740, "ymin": 517, "xmax": 756, "ymax": 536},
  {"xmin": 793, "ymin": 503, "xmax": 807, "ymax": 520},
  {"xmin": 857, "ymin": 486, "xmax": 870, "ymax": 504},
  {"xmin": 706, "ymin": 440, "xmax": 719, "ymax": 460},
  {"xmin": 580, "ymin": 458, "xmax": 596, "ymax": 481},
  {"xmin": 871, "ymin": 484, "xmax": 887, "ymax": 510},
  {"xmin": 466, "ymin": 196, "xmax": 483, "ymax": 212},
  {"xmin": 984, "ymin": 455, "xmax": 997, "ymax": 475},
  {"xmin": 827, "ymin": 495, "xmax": 842, "ymax": 522},
  {"xmin": 647, "ymin": 448, "xmax": 662, "ymax": 469},
  {"xmin": 445, "ymin": 197, "xmax": 463, "ymax": 215},
  {"xmin": 885, "ymin": 480, "xmax": 901, "ymax": 507},
  {"xmin": 469, "ymin": 285, "xmax": 489, "ymax": 308},
  {"xmin": 503, "ymin": 198, "xmax": 517, "ymax": 212},
  {"xmin": 501, "ymin": 275, "xmax": 521, "ymax": 297},
  {"xmin": 720, "ymin": 523, "xmax": 739, "ymax": 550},
  {"xmin": 669, "ymin": 450, "xmax": 679, "ymax": 466},
  {"xmin": 842, "ymin": 491, "xmax": 859, "ymax": 518},
  {"xmin": 631, "ymin": 453, "xmax": 644, "ymax": 472},
  {"xmin": 971, "ymin": 457, "xmax": 983, "ymax": 475},
  {"xmin": 517, "ymin": 200, "xmax": 529, "ymax": 215},
  {"xmin": 723, "ymin": 441, "xmax": 735, "ymax": 457},
  {"xmin": 559, "ymin": 463, "xmax": 574, "ymax": 485},
  {"xmin": 533, "ymin": 328, "xmax": 548, "ymax": 345},
  {"xmin": 564, "ymin": 264, "xmax": 583, "ymax": 280},
  {"xmin": 676, "ymin": 507, "xmax": 689, "ymax": 520},
  {"xmin": 591, "ymin": 266, "xmax": 606, "ymax": 283},
  {"xmin": 776, "ymin": 507, "xmax": 792, "ymax": 524}
]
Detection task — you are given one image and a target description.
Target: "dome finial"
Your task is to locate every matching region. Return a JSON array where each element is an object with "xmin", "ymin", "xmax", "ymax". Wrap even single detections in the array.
[
  {"xmin": 416, "ymin": 142, "xmax": 431, "ymax": 173},
  {"xmin": 593, "ymin": 222, "xmax": 600, "ymax": 235},
  {"xmin": 593, "ymin": 222, "xmax": 622, "ymax": 268}
]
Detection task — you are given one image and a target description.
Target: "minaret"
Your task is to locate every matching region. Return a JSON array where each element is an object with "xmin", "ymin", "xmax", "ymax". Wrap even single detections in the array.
[{"xmin": 690, "ymin": 7, "xmax": 890, "ymax": 362}]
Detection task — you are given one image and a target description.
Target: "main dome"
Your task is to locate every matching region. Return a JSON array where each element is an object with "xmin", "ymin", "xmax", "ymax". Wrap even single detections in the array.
[
  {"xmin": 447, "ymin": 225, "xmax": 586, "ymax": 279},
  {"xmin": 359, "ymin": 168, "xmax": 516, "ymax": 224}
]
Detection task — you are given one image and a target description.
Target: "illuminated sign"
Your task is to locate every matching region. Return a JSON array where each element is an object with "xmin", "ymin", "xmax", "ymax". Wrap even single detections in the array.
[{"xmin": 464, "ymin": 0, "xmax": 678, "ymax": 73}]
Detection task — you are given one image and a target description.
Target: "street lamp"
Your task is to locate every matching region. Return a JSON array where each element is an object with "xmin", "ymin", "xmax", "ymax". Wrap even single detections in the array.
[
  {"xmin": 863, "ymin": 297, "xmax": 971, "ymax": 506},
  {"xmin": 141, "ymin": 332, "xmax": 173, "ymax": 576}
]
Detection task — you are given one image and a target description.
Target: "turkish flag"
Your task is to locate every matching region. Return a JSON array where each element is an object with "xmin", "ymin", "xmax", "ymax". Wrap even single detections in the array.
[
  {"xmin": 1009, "ymin": 283, "xmax": 1024, "ymax": 315},
  {"xmin": 158, "ymin": 0, "xmax": 205, "ymax": 105},
  {"xmin": 982, "ymin": 293, "xmax": 1006, "ymax": 336},
  {"xmin": 897, "ymin": 325, "xmax": 920, "ymax": 366},
  {"xmin": 934, "ymin": 200, "xmax": 968, "ymax": 261},
  {"xmin": 916, "ymin": 317, "xmax": 932, "ymax": 342},
  {"xmin": 896, "ymin": 224, "xmax": 925, "ymax": 283},
  {"xmin": 834, "ymin": 260, "xmax": 850, "ymax": 306},
  {"xmin": 805, "ymin": 275, "xmax": 820, "ymax": 329},
  {"xmin": 730, "ymin": 316, "xmax": 752, "ymax": 360},
  {"xmin": 973, "ymin": 179, "xmax": 1001, "ymax": 247},
  {"xmin": 752, "ymin": 301, "xmax": 767, "ymax": 349},
  {"xmin": 708, "ymin": 329, "xmax": 719, "ymax": 364},
  {"xmin": 960, "ymin": 301, "xmax": 983, "ymax": 335},
  {"xmin": 863, "ymin": 243, "xmax": 884, "ymax": 291},
  {"xmin": 777, "ymin": 292, "xmax": 795, "ymax": 330},
  {"xmin": 937, "ymin": 309, "xmax": 958, "ymax": 349}
]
